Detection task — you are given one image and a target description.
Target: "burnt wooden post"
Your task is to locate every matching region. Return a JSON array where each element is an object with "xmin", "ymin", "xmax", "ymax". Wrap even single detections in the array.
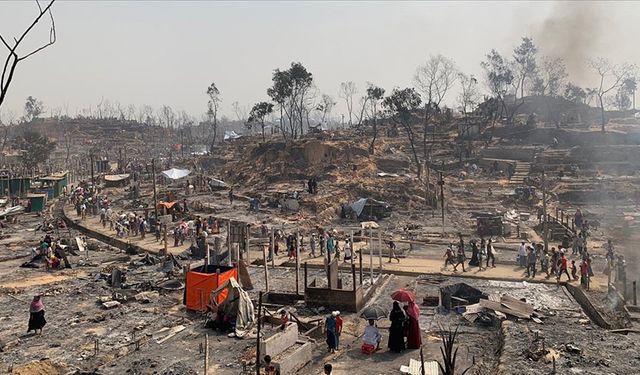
[
  {"xmin": 327, "ymin": 258, "xmax": 332, "ymax": 291},
  {"xmin": 295, "ymin": 232, "xmax": 300, "ymax": 296},
  {"xmin": 204, "ymin": 334, "xmax": 209, "ymax": 374},
  {"xmin": 256, "ymin": 291, "xmax": 263, "ymax": 375},
  {"xmin": 270, "ymin": 228, "xmax": 275, "ymax": 268},
  {"xmin": 304, "ymin": 262, "xmax": 308, "ymax": 294},
  {"xmin": 571, "ymin": 219, "xmax": 575, "ymax": 231},
  {"xmin": 359, "ymin": 247, "xmax": 363, "ymax": 286},
  {"xmin": 262, "ymin": 246, "xmax": 270, "ymax": 292},
  {"xmin": 633, "ymin": 281, "xmax": 637, "ymax": 305},
  {"xmin": 352, "ymin": 264, "xmax": 356, "ymax": 292}
]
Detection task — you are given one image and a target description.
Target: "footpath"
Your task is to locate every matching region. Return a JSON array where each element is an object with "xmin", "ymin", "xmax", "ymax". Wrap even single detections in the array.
[{"xmin": 62, "ymin": 204, "xmax": 607, "ymax": 291}]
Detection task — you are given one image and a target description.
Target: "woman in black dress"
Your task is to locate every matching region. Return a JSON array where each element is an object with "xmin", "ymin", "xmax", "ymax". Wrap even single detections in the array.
[
  {"xmin": 28, "ymin": 295, "xmax": 46, "ymax": 334},
  {"xmin": 468, "ymin": 240, "xmax": 479, "ymax": 266},
  {"xmin": 388, "ymin": 301, "xmax": 406, "ymax": 353}
]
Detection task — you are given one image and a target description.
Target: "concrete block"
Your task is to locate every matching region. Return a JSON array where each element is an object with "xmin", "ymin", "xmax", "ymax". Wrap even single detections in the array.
[
  {"xmin": 260, "ymin": 322, "xmax": 298, "ymax": 358},
  {"xmin": 278, "ymin": 341, "xmax": 314, "ymax": 374}
]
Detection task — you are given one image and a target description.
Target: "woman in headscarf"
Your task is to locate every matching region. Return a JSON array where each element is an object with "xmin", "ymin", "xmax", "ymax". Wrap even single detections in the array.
[
  {"xmin": 388, "ymin": 301, "xmax": 406, "ymax": 353},
  {"xmin": 325, "ymin": 311, "xmax": 338, "ymax": 353},
  {"xmin": 406, "ymin": 301, "xmax": 422, "ymax": 349},
  {"xmin": 28, "ymin": 295, "xmax": 46, "ymax": 334}
]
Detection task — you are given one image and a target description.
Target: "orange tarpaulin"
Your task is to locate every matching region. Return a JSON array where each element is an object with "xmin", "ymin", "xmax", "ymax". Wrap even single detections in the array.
[
  {"xmin": 184, "ymin": 265, "xmax": 237, "ymax": 311},
  {"xmin": 157, "ymin": 201, "xmax": 177, "ymax": 209}
]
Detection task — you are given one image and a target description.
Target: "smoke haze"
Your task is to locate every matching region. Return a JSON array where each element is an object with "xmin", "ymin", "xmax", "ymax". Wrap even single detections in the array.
[{"xmin": 531, "ymin": 2, "xmax": 605, "ymax": 83}]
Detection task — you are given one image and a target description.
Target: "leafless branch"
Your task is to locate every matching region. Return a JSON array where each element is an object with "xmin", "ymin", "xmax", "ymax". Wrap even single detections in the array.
[{"xmin": 0, "ymin": 0, "xmax": 56, "ymax": 110}]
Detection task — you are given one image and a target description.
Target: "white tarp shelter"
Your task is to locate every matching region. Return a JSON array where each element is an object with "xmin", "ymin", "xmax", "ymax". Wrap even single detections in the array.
[
  {"xmin": 161, "ymin": 168, "xmax": 191, "ymax": 180},
  {"xmin": 210, "ymin": 277, "xmax": 255, "ymax": 338},
  {"xmin": 224, "ymin": 130, "xmax": 242, "ymax": 140}
]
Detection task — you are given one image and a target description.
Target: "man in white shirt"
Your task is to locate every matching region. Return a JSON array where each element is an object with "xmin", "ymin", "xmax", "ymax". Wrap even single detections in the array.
[{"xmin": 518, "ymin": 242, "xmax": 527, "ymax": 268}]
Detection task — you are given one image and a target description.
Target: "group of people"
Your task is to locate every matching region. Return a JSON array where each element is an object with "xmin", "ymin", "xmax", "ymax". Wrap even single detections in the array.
[
  {"xmin": 360, "ymin": 300, "xmax": 422, "ymax": 355},
  {"xmin": 31, "ymin": 234, "xmax": 70, "ymax": 270},
  {"xmin": 443, "ymin": 235, "xmax": 496, "ymax": 272},
  {"xmin": 516, "ymin": 239, "xmax": 594, "ymax": 287},
  {"xmin": 324, "ymin": 311, "xmax": 344, "ymax": 353},
  {"xmin": 170, "ymin": 216, "xmax": 220, "ymax": 247},
  {"xmin": 265, "ymin": 227, "xmax": 357, "ymax": 263}
]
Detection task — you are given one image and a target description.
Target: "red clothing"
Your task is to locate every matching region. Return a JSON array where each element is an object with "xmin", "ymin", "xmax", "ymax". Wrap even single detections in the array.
[
  {"xmin": 336, "ymin": 316, "xmax": 343, "ymax": 334},
  {"xmin": 561, "ymin": 256, "xmax": 568, "ymax": 270},
  {"xmin": 580, "ymin": 262, "xmax": 589, "ymax": 275},
  {"xmin": 406, "ymin": 315, "xmax": 422, "ymax": 349},
  {"xmin": 406, "ymin": 301, "xmax": 422, "ymax": 349}
]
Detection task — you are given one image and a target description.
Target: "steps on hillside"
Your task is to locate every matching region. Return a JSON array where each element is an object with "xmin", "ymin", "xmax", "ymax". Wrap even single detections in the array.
[{"xmin": 509, "ymin": 161, "xmax": 531, "ymax": 185}]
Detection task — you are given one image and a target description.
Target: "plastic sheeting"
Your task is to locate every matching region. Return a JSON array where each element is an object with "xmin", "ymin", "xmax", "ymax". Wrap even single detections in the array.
[
  {"xmin": 162, "ymin": 168, "xmax": 191, "ymax": 180},
  {"xmin": 210, "ymin": 277, "xmax": 256, "ymax": 338},
  {"xmin": 223, "ymin": 130, "xmax": 242, "ymax": 140},
  {"xmin": 351, "ymin": 198, "xmax": 368, "ymax": 216}
]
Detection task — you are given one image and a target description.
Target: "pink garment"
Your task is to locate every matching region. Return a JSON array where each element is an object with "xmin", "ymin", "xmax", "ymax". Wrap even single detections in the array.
[
  {"xmin": 30, "ymin": 297, "xmax": 44, "ymax": 313},
  {"xmin": 407, "ymin": 301, "xmax": 420, "ymax": 320}
]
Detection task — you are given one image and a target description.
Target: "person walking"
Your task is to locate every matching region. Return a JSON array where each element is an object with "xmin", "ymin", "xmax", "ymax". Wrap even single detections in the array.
[
  {"xmin": 486, "ymin": 239, "xmax": 495, "ymax": 268},
  {"xmin": 335, "ymin": 311, "xmax": 343, "ymax": 350},
  {"xmin": 580, "ymin": 259, "xmax": 590, "ymax": 289},
  {"xmin": 325, "ymin": 312, "xmax": 338, "ymax": 353},
  {"xmin": 557, "ymin": 251, "xmax": 571, "ymax": 281},
  {"xmin": 319, "ymin": 232, "xmax": 326, "ymax": 256},
  {"xmin": 327, "ymin": 233, "xmax": 335, "ymax": 255},
  {"xmin": 310, "ymin": 233, "xmax": 317, "ymax": 258},
  {"xmin": 526, "ymin": 246, "xmax": 537, "ymax": 278},
  {"xmin": 468, "ymin": 240, "xmax": 479, "ymax": 267},
  {"xmin": 343, "ymin": 239, "xmax": 353, "ymax": 262},
  {"xmin": 478, "ymin": 241, "xmax": 485, "ymax": 271},
  {"xmin": 453, "ymin": 243, "xmax": 466, "ymax": 272},
  {"xmin": 388, "ymin": 240, "xmax": 400, "ymax": 263},
  {"xmin": 27, "ymin": 296, "xmax": 46, "ymax": 334}
]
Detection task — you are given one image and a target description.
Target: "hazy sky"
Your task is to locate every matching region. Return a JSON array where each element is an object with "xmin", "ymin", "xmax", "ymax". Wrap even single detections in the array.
[{"xmin": 1, "ymin": 1, "xmax": 639, "ymax": 122}]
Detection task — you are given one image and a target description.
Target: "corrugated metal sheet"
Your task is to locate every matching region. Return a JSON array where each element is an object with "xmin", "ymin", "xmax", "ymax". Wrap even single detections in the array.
[{"xmin": 400, "ymin": 359, "xmax": 439, "ymax": 375}]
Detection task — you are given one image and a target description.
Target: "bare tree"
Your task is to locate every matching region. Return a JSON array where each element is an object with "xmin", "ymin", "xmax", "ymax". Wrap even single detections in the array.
[
  {"xmin": 414, "ymin": 54, "xmax": 457, "ymax": 159},
  {"xmin": 363, "ymin": 84, "xmax": 385, "ymax": 154},
  {"xmin": 339, "ymin": 81, "xmax": 357, "ymax": 126},
  {"xmin": 511, "ymin": 37, "xmax": 537, "ymax": 103},
  {"xmin": 457, "ymin": 73, "xmax": 480, "ymax": 120},
  {"xmin": 137, "ymin": 105, "xmax": 154, "ymax": 125},
  {"xmin": 159, "ymin": 105, "xmax": 175, "ymax": 128},
  {"xmin": 383, "ymin": 88, "xmax": 422, "ymax": 178},
  {"xmin": 316, "ymin": 94, "xmax": 335, "ymax": 127},
  {"xmin": 589, "ymin": 58, "xmax": 637, "ymax": 131},
  {"xmin": 0, "ymin": 0, "xmax": 56, "ymax": 111},
  {"xmin": 232, "ymin": 101, "xmax": 248, "ymax": 124},
  {"xmin": 24, "ymin": 95, "xmax": 44, "ymax": 122},
  {"xmin": 531, "ymin": 56, "xmax": 567, "ymax": 97},
  {"xmin": 206, "ymin": 82, "xmax": 221, "ymax": 150},
  {"xmin": 126, "ymin": 104, "xmax": 136, "ymax": 122},
  {"xmin": 481, "ymin": 49, "xmax": 513, "ymax": 126}
]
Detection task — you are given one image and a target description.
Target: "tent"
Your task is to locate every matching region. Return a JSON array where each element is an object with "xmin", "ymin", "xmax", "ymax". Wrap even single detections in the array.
[
  {"xmin": 350, "ymin": 197, "xmax": 392, "ymax": 220},
  {"xmin": 210, "ymin": 277, "xmax": 255, "ymax": 338},
  {"xmin": 208, "ymin": 178, "xmax": 227, "ymax": 188},
  {"xmin": 162, "ymin": 168, "xmax": 191, "ymax": 180},
  {"xmin": 104, "ymin": 174, "xmax": 131, "ymax": 187},
  {"xmin": 223, "ymin": 130, "xmax": 242, "ymax": 140},
  {"xmin": 184, "ymin": 264, "xmax": 237, "ymax": 311}
]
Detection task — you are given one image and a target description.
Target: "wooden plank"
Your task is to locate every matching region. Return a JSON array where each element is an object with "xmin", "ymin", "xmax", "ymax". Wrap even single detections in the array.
[
  {"xmin": 501, "ymin": 295, "xmax": 534, "ymax": 315},
  {"xmin": 479, "ymin": 299, "xmax": 530, "ymax": 319}
]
